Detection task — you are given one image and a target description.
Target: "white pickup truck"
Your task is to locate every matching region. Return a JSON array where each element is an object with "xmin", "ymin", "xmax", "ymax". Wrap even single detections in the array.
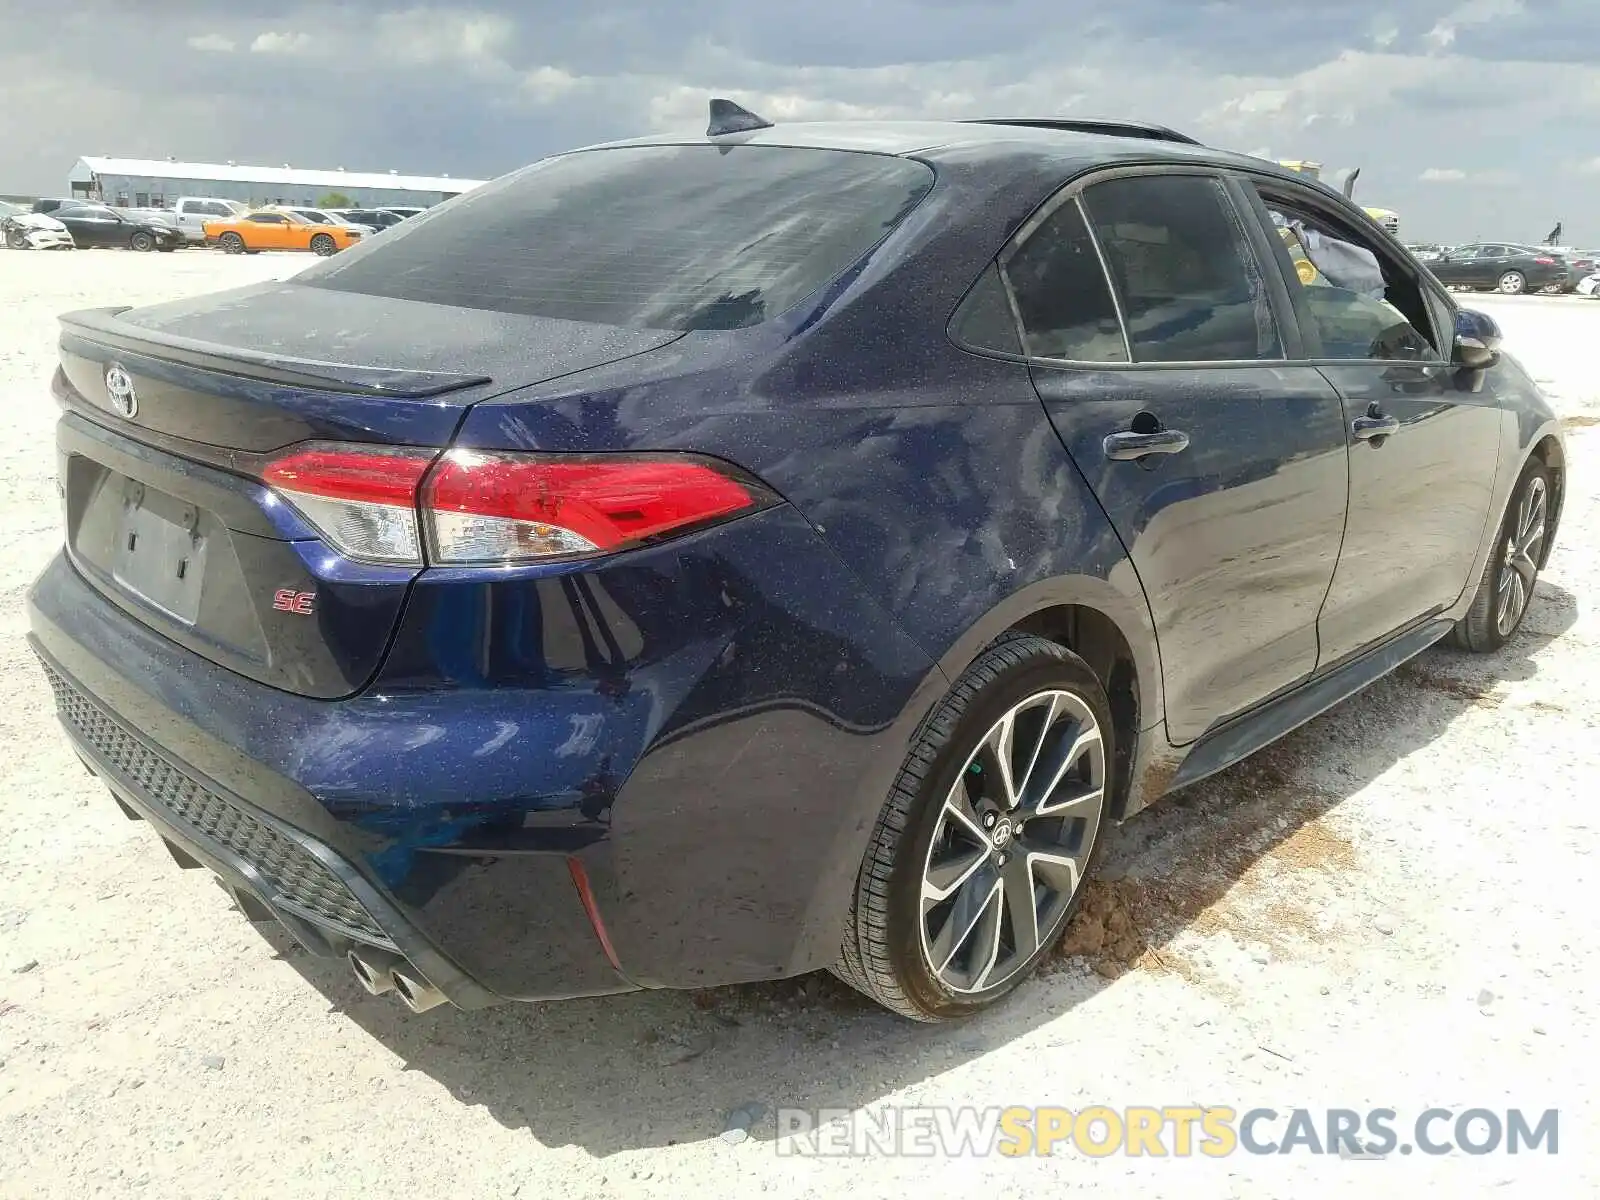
[{"xmin": 171, "ymin": 197, "xmax": 250, "ymax": 243}]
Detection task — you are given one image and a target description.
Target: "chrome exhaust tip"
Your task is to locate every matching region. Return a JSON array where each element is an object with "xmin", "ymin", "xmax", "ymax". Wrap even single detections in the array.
[
  {"xmin": 348, "ymin": 948, "xmax": 401, "ymax": 996},
  {"xmin": 390, "ymin": 966, "xmax": 449, "ymax": 1014}
]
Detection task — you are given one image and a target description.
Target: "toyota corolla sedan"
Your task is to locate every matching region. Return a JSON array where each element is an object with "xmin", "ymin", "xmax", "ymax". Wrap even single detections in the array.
[{"xmin": 29, "ymin": 102, "xmax": 1565, "ymax": 1022}]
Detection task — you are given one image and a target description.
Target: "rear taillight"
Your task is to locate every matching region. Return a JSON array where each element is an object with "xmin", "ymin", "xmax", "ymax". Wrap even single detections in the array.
[
  {"xmin": 1535, "ymin": 256, "xmax": 1556, "ymax": 265},
  {"xmin": 260, "ymin": 443, "xmax": 770, "ymax": 566},
  {"xmin": 422, "ymin": 450, "xmax": 766, "ymax": 564},
  {"xmin": 262, "ymin": 444, "xmax": 435, "ymax": 565}
]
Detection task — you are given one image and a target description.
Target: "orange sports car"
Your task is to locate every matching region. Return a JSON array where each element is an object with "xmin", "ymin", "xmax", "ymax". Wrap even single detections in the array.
[{"xmin": 202, "ymin": 210, "xmax": 362, "ymax": 256}]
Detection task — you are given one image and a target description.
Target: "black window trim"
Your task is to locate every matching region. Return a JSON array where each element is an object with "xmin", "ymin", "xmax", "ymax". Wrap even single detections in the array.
[
  {"xmin": 1233, "ymin": 170, "xmax": 1450, "ymax": 367},
  {"xmin": 993, "ymin": 162, "xmax": 1299, "ymax": 371}
]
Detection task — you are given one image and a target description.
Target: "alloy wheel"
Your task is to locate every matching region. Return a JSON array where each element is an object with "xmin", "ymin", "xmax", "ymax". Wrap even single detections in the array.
[
  {"xmin": 919, "ymin": 688, "xmax": 1105, "ymax": 994},
  {"xmin": 1497, "ymin": 271, "xmax": 1526, "ymax": 294},
  {"xmin": 1496, "ymin": 474, "xmax": 1547, "ymax": 637}
]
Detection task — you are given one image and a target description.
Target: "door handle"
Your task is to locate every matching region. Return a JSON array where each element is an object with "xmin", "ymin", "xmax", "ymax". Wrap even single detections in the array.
[
  {"xmin": 1352, "ymin": 402, "xmax": 1400, "ymax": 441},
  {"xmin": 1103, "ymin": 428, "xmax": 1190, "ymax": 460}
]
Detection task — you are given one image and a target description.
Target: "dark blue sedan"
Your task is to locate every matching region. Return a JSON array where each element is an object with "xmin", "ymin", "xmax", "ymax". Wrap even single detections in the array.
[{"xmin": 28, "ymin": 102, "xmax": 1565, "ymax": 1022}]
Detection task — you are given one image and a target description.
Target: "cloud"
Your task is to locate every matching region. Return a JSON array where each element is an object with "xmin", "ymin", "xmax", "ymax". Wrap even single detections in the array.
[
  {"xmin": 1426, "ymin": 0, "xmax": 1524, "ymax": 50},
  {"xmin": 249, "ymin": 30, "xmax": 314, "ymax": 56},
  {"xmin": 1421, "ymin": 166, "xmax": 1518, "ymax": 186},
  {"xmin": 185, "ymin": 33, "xmax": 235, "ymax": 53}
]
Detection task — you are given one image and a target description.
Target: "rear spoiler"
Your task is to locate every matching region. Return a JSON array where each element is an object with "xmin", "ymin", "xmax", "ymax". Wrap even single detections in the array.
[{"xmin": 57, "ymin": 307, "xmax": 492, "ymax": 399}]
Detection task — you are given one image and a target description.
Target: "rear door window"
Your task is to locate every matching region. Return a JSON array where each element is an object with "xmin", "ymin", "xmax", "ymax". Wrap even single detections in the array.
[
  {"xmin": 1003, "ymin": 200, "xmax": 1127, "ymax": 361},
  {"xmin": 1079, "ymin": 174, "xmax": 1283, "ymax": 363},
  {"xmin": 298, "ymin": 145, "xmax": 934, "ymax": 330}
]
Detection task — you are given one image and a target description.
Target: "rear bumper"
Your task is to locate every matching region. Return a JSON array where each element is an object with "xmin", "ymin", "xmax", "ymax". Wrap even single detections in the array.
[
  {"xmin": 27, "ymin": 501, "xmax": 940, "ymax": 999},
  {"xmin": 35, "ymin": 645, "xmax": 499, "ymax": 1009},
  {"xmin": 28, "ymin": 551, "xmax": 633, "ymax": 1006}
]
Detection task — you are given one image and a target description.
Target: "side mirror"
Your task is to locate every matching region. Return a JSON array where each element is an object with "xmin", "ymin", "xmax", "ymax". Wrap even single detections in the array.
[{"xmin": 1453, "ymin": 308, "xmax": 1502, "ymax": 371}]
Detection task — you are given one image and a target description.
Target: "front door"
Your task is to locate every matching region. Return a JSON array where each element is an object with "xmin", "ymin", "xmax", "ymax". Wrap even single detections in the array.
[
  {"xmin": 1243, "ymin": 182, "xmax": 1507, "ymax": 666},
  {"xmin": 1007, "ymin": 171, "xmax": 1351, "ymax": 743}
]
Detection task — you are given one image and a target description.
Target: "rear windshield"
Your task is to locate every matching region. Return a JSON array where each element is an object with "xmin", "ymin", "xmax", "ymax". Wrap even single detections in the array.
[{"xmin": 297, "ymin": 145, "xmax": 934, "ymax": 330}]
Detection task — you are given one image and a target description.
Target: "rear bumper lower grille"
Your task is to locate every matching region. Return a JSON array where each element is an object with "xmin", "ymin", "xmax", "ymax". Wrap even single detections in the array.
[{"xmin": 38, "ymin": 659, "xmax": 395, "ymax": 950}]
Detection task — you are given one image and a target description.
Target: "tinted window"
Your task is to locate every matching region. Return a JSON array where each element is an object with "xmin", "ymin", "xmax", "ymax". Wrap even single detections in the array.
[
  {"xmin": 1081, "ymin": 175, "xmax": 1282, "ymax": 363},
  {"xmin": 247, "ymin": 214, "xmax": 286, "ymax": 224},
  {"xmin": 949, "ymin": 264, "xmax": 1022, "ymax": 355},
  {"xmin": 299, "ymin": 145, "xmax": 934, "ymax": 330},
  {"xmin": 1260, "ymin": 193, "xmax": 1440, "ymax": 361},
  {"xmin": 1005, "ymin": 200, "xmax": 1127, "ymax": 361}
]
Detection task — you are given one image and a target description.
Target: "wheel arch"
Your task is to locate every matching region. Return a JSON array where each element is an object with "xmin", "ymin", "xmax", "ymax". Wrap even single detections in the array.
[
  {"xmin": 931, "ymin": 577, "xmax": 1162, "ymax": 821},
  {"xmin": 1530, "ymin": 431, "xmax": 1565, "ymax": 569}
]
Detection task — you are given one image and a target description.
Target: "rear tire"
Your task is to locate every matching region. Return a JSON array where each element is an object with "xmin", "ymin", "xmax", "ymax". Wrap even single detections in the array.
[
  {"xmin": 1449, "ymin": 458, "xmax": 1553, "ymax": 653},
  {"xmin": 310, "ymin": 233, "xmax": 337, "ymax": 256},
  {"xmin": 833, "ymin": 633, "xmax": 1113, "ymax": 1022},
  {"xmin": 1497, "ymin": 270, "xmax": 1527, "ymax": 295},
  {"xmin": 219, "ymin": 232, "xmax": 245, "ymax": 255}
]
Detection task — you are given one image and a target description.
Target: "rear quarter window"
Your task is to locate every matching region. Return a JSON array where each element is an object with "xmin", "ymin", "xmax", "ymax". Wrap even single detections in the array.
[{"xmin": 297, "ymin": 145, "xmax": 934, "ymax": 330}]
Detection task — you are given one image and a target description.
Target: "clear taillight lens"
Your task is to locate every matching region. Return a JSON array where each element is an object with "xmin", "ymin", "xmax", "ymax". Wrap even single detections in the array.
[
  {"xmin": 261, "ymin": 444, "xmax": 437, "ymax": 564},
  {"xmin": 422, "ymin": 450, "xmax": 767, "ymax": 564},
  {"xmin": 260, "ymin": 443, "xmax": 769, "ymax": 566}
]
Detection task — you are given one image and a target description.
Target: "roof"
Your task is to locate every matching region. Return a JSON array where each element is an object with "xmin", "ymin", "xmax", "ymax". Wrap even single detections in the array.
[
  {"xmin": 71, "ymin": 157, "xmax": 487, "ymax": 194},
  {"xmin": 580, "ymin": 118, "xmax": 1265, "ymax": 172}
]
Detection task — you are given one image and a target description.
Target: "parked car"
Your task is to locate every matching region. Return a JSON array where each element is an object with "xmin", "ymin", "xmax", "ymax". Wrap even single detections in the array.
[
  {"xmin": 1, "ymin": 200, "xmax": 74, "ymax": 250},
  {"xmin": 32, "ymin": 197, "xmax": 86, "ymax": 215},
  {"xmin": 1404, "ymin": 242, "xmax": 1445, "ymax": 263},
  {"xmin": 171, "ymin": 197, "xmax": 250, "ymax": 243},
  {"xmin": 201, "ymin": 209, "xmax": 363, "ymax": 255},
  {"xmin": 272, "ymin": 206, "xmax": 379, "ymax": 237},
  {"xmin": 29, "ymin": 106, "xmax": 1565, "ymax": 1023},
  {"xmin": 328, "ymin": 207, "xmax": 407, "ymax": 230},
  {"xmin": 48, "ymin": 205, "xmax": 185, "ymax": 251},
  {"xmin": 1427, "ymin": 243, "xmax": 1569, "ymax": 294},
  {"xmin": 1548, "ymin": 248, "xmax": 1599, "ymax": 292}
]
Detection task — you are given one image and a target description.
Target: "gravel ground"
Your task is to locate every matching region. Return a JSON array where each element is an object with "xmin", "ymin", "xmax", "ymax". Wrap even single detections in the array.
[{"xmin": 0, "ymin": 250, "xmax": 1595, "ymax": 1198}]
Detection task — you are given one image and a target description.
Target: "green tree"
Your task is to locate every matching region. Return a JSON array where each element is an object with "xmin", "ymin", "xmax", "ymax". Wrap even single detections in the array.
[{"xmin": 318, "ymin": 192, "xmax": 353, "ymax": 209}]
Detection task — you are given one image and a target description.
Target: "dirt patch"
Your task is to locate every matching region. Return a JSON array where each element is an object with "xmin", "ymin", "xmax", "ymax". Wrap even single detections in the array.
[
  {"xmin": 1051, "ymin": 755, "xmax": 1360, "ymax": 985},
  {"xmin": 1561, "ymin": 414, "xmax": 1600, "ymax": 429},
  {"xmin": 1396, "ymin": 662, "xmax": 1502, "ymax": 706}
]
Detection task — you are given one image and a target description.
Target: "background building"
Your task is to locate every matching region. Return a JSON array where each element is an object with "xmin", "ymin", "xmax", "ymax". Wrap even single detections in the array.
[{"xmin": 65, "ymin": 157, "xmax": 488, "ymax": 210}]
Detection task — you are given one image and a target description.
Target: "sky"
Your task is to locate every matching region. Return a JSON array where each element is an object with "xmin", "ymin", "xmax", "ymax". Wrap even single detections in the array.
[{"xmin": 2, "ymin": 0, "xmax": 1596, "ymax": 243}]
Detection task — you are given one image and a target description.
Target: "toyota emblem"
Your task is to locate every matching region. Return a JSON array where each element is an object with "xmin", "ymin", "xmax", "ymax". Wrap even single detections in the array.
[{"xmin": 104, "ymin": 363, "xmax": 137, "ymax": 419}]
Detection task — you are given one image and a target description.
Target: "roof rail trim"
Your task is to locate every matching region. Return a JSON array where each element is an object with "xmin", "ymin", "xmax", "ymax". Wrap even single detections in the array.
[{"xmin": 966, "ymin": 118, "xmax": 1204, "ymax": 147}]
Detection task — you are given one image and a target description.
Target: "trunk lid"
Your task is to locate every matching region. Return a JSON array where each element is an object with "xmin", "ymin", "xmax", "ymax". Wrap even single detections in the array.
[{"xmin": 55, "ymin": 284, "xmax": 682, "ymax": 699}]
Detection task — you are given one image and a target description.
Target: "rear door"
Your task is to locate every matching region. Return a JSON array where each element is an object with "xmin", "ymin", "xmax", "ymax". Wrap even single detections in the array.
[
  {"xmin": 1239, "ymin": 178, "xmax": 1506, "ymax": 666},
  {"xmin": 1012, "ymin": 169, "xmax": 1351, "ymax": 743}
]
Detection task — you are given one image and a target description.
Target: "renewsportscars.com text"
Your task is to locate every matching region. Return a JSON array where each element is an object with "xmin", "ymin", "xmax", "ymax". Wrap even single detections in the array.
[{"xmin": 775, "ymin": 1105, "xmax": 1559, "ymax": 1158}]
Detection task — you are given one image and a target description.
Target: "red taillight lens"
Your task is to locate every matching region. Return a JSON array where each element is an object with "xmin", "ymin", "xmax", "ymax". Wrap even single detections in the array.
[
  {"xmin": 262, "ymin": 444, "xmax": 436, "ymax": 564},
  {"xmin": 261, "ymin": 444, "xmax": 771, "ymax": 566},
  {"xmin": 1535, "ymin": 256, "xmax": 1556, "ymax": 265},
  {"xmin": 421, "ymin": 450, "xmax": 766, "ymax": 564}
]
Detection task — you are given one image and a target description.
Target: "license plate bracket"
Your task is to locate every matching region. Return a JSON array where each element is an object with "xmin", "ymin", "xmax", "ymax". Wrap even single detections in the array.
[{"xmin": 109, "ymin": 478, "xmax": 207, "ymax": 624}]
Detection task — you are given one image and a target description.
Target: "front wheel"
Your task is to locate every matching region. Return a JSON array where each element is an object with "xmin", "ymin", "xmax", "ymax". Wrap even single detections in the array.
[
  {"xmin": 833, "ymin": 633, "xmax": 1112, "ymax": 1021},
  {"xmin": 1497, "ymin": 270, "xmax": 1527, "ymax": 295},
  {"xmin": 130, "ymin": 231, "xmax": 154, "ymax": 252},
  {"xmin": 1450, "ymin": 459, "xmax": 1553, "ymax": 653},
  {"xmin": 5, "ymin": 228, "xmax": 27, "ymax": 250},
  {"xmin": 309, "ymin": 233, "xmax": 337, "ymax": 256}
]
